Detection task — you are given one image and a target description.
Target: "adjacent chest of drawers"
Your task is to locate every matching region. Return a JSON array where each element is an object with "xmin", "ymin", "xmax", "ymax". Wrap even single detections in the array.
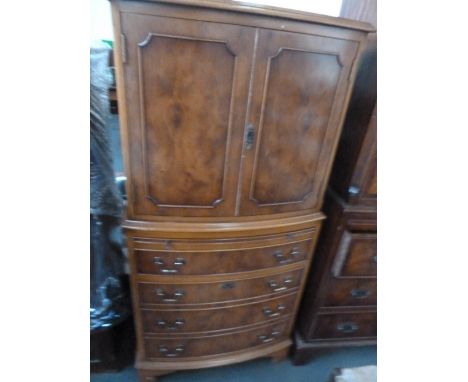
[
  {"xmin": 110, "ymin": 0, "xmax": 372, "ymax": 379},
  {"xmin": 293, "ymin": 191, "xmax": 377, "ymax": 365}
]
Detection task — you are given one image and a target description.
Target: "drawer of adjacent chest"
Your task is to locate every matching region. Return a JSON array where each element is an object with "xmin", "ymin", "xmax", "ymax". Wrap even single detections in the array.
[
  {"xmin": 141, "ymin": 293, "xmax": 296, "ymax": 334},
  {"xmin": 130, "ymin": 228, "xmax": 317, "ymax": 276},
  {"xmin": 137, "ymin": 268, "xmax": 303, "ymax": 306},
  {"xmin": 309, "ymin": 311, "xmax": 376, "ymax": 340},
  {"xmin": 331, "ymin": 230, "xmax": 376, "ymax": 278},
  {"xmin": 144, "ymin": 320, "xmax": 289, "ymax": 359},
  {"xmin": 323, "ymin": 279, "xmax": 377, "ymax": 307}
]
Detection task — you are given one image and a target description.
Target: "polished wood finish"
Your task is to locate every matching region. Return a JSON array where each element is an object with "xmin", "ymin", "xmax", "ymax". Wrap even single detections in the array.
[
  {"xmin": 331, "ymin": 230, "xmax": 376, "ymax": 277},
  {"xmin": 137, "ymin": 268, "xmax": 303, "ymax": 306},
  {"xmin": 297, "ymin": 191, "xmax": 377, "ymax": 335},
  {"xmin": 323, "ymin": 278, "xmax": 376, "ymax": 307},
  {"xmin": 144, "ymin": 319, "xmax": 289, "ymax": 359},
  {"xmin": 120, "ymin": 12, "xmax": 255, "ymax": 217},
  {"xmin": 293, "ymin": 191, "xmax": 377, "ymax": 364},
  {"xmin": 114, "ymin": 0, "xmax": 371, "ymax": 221},
  {"xmin": 310, "ymin": 311, "xmax": 376, "ymax": 340},
  {"xmin": 140, "ymin": 293, "xmax": 296, "ymax": 334},
  {"xmin": 238, "ymin": 28, "xmax": 359, "ymax": 215},
  {"xmin": 110, "ymin": 0, "xmax": 372, "ymax": 378},
  {"xmin": 133, "ymin": 229, "xmax": 317, "ymax": 276},
  {"xmin": 136, "ymin": 339, "xmax": 291, "ymax": 371}
]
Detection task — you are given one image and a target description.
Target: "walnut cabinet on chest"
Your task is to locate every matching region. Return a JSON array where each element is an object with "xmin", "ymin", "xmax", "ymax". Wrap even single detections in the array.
[{"xmin": 110, "ymin": 0, "xmax": 372, "ymax": 379}]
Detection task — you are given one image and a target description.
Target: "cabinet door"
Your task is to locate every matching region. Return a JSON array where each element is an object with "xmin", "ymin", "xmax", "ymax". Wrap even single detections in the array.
[
  {"xmin": 238, "ymin": 29, "xmax": 359, "ymax": 216},
  {"xmin": 119, "ymin": 13, "xmax": 255, "ymax": 218}
]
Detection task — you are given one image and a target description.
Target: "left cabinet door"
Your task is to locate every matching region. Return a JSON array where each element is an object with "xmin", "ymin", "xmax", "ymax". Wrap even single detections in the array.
[{"xmin": 117, "ymin": 13, "xmax": 255, "ymax": 218}]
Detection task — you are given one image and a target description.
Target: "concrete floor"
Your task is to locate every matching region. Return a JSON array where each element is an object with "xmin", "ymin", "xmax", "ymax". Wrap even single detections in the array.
[{"xmin": 91, "ymin": 345, "xmax": 376, "ymax": 382}]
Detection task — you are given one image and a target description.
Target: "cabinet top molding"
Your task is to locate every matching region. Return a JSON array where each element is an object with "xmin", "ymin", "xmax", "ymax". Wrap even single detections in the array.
[{"xmin": 113, "ymin": 0, "xmax": 375, "ymax": 32}]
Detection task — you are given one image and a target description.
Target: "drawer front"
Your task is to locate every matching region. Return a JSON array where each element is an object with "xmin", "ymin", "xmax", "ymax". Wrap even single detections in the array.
[
  {"xmin": 132, "ymin": 229, "xmax": 316, "ymax": 276},
  {"xmin": 310, "ymin": 312, "xmax": 376, "ymax": 340},
  {"xmin": 144, "ymin": 320, "xmax": 289, "ymax": 359},
  {"xmin": 141, "ymin": 293, "xmax": 296, "ymax": 334},
  {"xmin": 138, "ymin": 269, "xmax": 303, "ymax": 306},
  {"xmin": 332, "ymin": 231, "xmax": 377, "ymax": 277},
  {"xmin": 323, "ymin": 279, "xmax": 377, "ymax": 307}
]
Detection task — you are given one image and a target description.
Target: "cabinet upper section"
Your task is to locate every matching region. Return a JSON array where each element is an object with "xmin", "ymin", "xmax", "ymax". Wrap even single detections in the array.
[
  {"xmin": 112, "ymin": 0, "xmax": 375, "ymax": 32},
  {"xmin": 111, "ymin": 0, "xmax": 372, "ymax": 219}
]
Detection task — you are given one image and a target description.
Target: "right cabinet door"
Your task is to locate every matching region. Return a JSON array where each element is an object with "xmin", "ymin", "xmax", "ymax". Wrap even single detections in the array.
[{"xmin": 239, "ymin": 29, "xmax": 359, "ymax": 216}]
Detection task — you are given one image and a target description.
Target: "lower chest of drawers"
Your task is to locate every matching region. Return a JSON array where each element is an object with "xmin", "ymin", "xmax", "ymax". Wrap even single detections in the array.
[
  {"xmin": 127, "ymin": 224, "xmax": 321, "ymax": 361},
  {"xmin": 297, "ymin": 197, "xmax": 377, "ymax": 344}
]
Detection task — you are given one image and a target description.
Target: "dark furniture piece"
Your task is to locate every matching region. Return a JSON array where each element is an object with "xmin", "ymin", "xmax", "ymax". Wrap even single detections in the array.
[
  {"xmin": 292, "ymin": 0, "xmax": 377, "ymax": 365},
  {"xmin": 109, "ymin": 0, "xmax": 372, "ymax": 380},
  {"xmin": 91, "ymin": 312, "xmax": 136, "ymax": 372}
]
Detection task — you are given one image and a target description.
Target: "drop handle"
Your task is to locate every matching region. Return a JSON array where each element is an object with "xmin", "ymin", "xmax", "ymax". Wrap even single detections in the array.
[
  {"xmin": 337, "ymin": 322, "xmax": 359, "ymax": 334},
  {"xmin": 153, "ymin": 257, "xmax": 186, "ymax": 274},
  {"xmin": 268, "ymin": 277, "xmax": 293, "ymax": 292},
  {"xmin": 155, "ymin": 288, "xmax": 185, "ymax": 302},
  {"xmin": 158, "ymin": 345, "xmax": 185, "ymax": 357},
  {"xmin": 153, "ymin": 257, "xmax": 164, "ymax": 265},
  {"xmin": 350, "ymin": 288, "xmax": 371, "ymax": 299},
  {"xmin": 273, "ymin": 250, "xmax": 291, "ymax": 264},
  {"xmin": 263, "ymin": 304, "xmax": 286, "ymax": 318},
  {"xmin": 273, "ymin": 247, "xmax": 301, "ymax": 264},
  {"xmin": 289, "ymin": 248, "xmax": 301, "ymax": 257},
  {"xmin": 258, "ymin": 330, "xmax": 281, "ymax": 343},
  {"xmin": 156, "ymin": 318, "xmax": 185, "ymax": 330}
]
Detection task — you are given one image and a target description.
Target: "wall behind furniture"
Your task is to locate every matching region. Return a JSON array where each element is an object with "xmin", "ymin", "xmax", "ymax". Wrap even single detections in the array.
[{"xmin": 90, "ymin": 0, "xmax": 114, "ymax": 42}]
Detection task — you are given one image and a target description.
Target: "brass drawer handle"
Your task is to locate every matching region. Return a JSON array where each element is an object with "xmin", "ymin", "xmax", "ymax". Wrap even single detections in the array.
[
  {"xmin": 350, "ymin": 288, "xmax": 371, "ymax": 299},
  {"xmin": 155, "ymin": 288, "xmax": 185, "ymax": 302},
  {"xmin": 289, "ymin": 247, "xmax": 301, "ymax": 257},
  {"xmin": 258, "ymin": 330, "xmax": 281, "ymax": 343},
  {"xmin": 263, "ymin": 304, "xmax": 286, "ymax": 318},
  {"xmin": 156, "ymin": 318, "xmax": 185, "ymax": 330},
  {"xmin": 273, "ymin": 248, "xmax": 301, "ymax": 264},
  {"xmin": 158, "ymin": 345, "xmax": 185, "ymax": 357},
  {"xmin": 273, "ymin": 250, "xmax": 290, "ymax": 264},
  {"xmin": 268, "ymin": 277, "xmax": 293, "ymax": 292},
  {"xmin": 153, "ymin": 257, "xmax": 186, "ymax": 274},
  {"xmin": 153, "ymin": 257, "xmax": 164, "ymax": 265},
  {"xmin": 337, "ymin": 322, "xmax": 359, "ymax": 334}
]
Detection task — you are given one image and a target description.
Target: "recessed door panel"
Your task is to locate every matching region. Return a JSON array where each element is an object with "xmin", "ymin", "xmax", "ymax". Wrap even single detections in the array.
[
  {"xmin": 239, "ymin": 29, "xmax": 359, "ymax": 215},
  {"xmin": 140, "ymin": 35, "xmax": 234, "ymax": 207},
  {"xmin": 120, "ymin": 13, "xmax": 255, "ymax": 217}
]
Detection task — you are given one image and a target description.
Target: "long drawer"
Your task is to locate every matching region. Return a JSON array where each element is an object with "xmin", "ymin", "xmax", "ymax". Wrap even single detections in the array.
[
  {"xmin": 138, "ymin": 268, "xmax": 303, "ymax": 306},
  {"xmin": 131, "ymin": 228, "xmax": 317, "ymax": 276},
  {"xmin": 309, "ymin": 311, "xmax": 376, "ymax": 340},
  {"xmin": 323, "ymin": 278, "xmax": 377, "ymax": 307},
  {"xmin": 141, "ymin": 292, "xmax": 296, "ymax": 334},
  {"xmin": 144, "ymin": 320, "xmax": 289, "ymax": 359}
]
